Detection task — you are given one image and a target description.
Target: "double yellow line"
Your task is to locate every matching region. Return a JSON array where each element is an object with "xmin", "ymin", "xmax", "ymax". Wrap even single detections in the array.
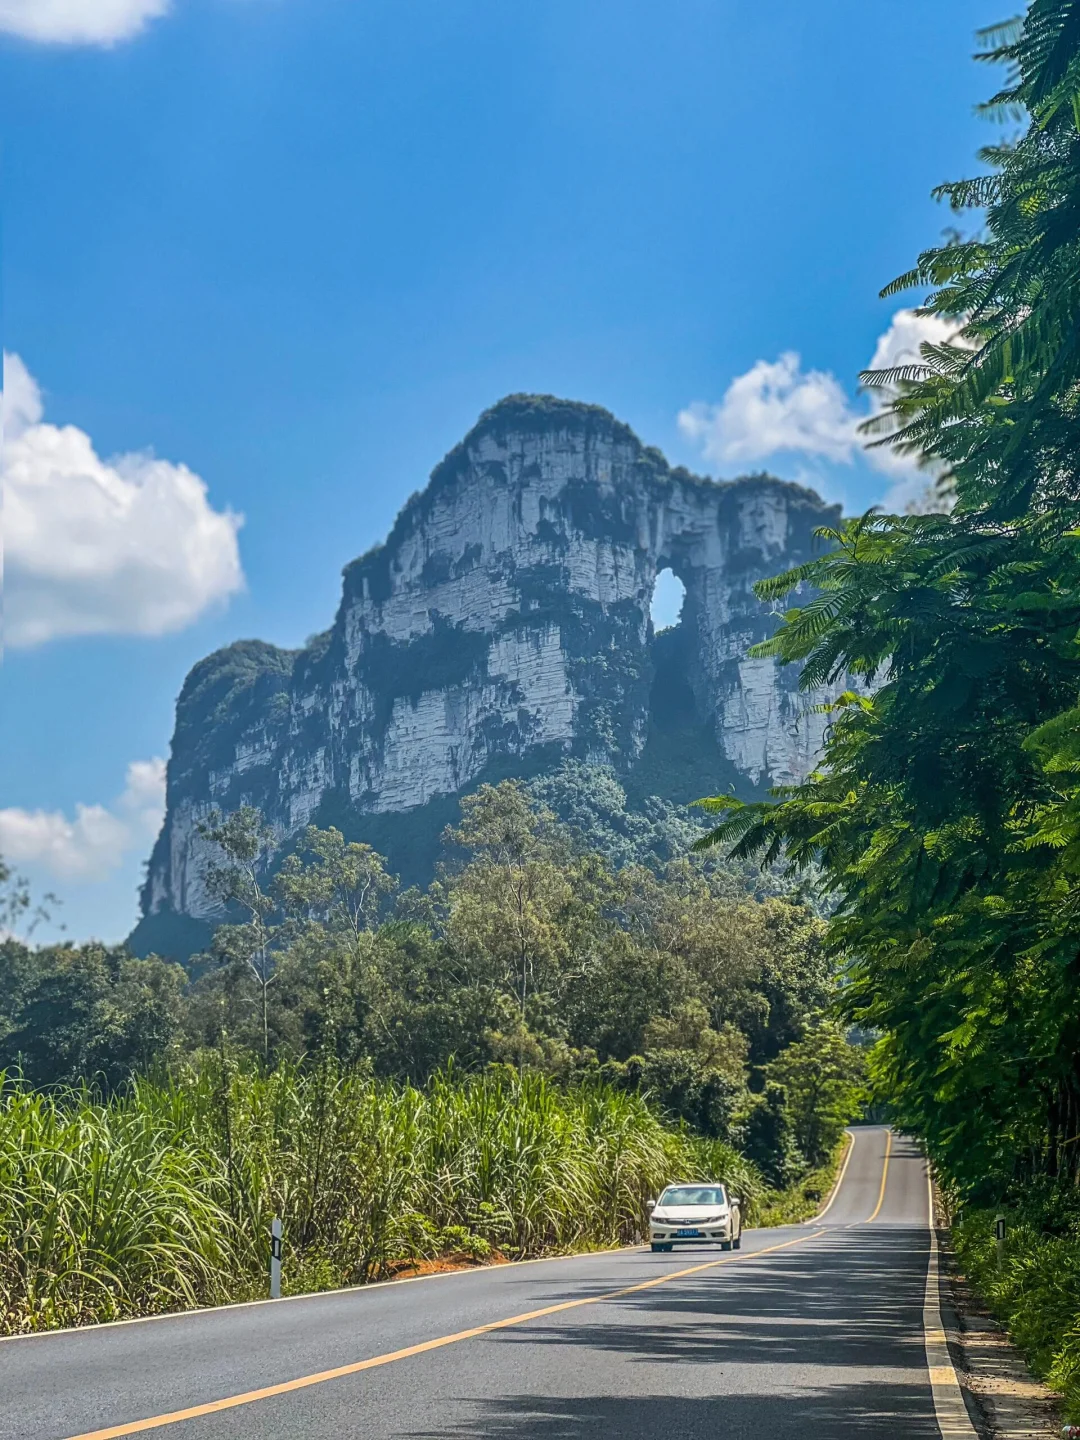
[{"xmin": 64, "ymin": 1229, "xmax": 823, "ymax": 1440}]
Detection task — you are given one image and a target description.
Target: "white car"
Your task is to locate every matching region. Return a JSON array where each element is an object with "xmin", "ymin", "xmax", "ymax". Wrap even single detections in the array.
[{"xmin": 647, "ymin": 1183, "xmax": 742, "ymax": 1252}]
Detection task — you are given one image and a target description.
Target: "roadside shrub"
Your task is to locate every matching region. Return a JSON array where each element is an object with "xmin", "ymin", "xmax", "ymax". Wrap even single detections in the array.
[{"xmin": 953, "ymin": 1201, "xmax": 1080, "ymax": 1422}]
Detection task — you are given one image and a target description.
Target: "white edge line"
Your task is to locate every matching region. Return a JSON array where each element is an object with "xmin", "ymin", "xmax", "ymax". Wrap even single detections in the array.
[
  {"xmin": 0, "ymin": 1244, "xmax": 643, "ymax": 1347},
  {"xmin": 924, "ymin": 1165, "xmax": 978, "ymax": 1437},
  {"xmin": 812, "ymin": 1127, "xmax": 855, "ymax": 1221},
  {"xmin": 1, "ymin": 1209, "xmax": 811, "ymax": 1351}
]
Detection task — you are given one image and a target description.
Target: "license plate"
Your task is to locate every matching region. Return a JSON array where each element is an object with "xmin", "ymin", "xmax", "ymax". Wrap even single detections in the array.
[{"xmin": 676, "ymin": 1228, "xmax": 703, "ymax": 1237}]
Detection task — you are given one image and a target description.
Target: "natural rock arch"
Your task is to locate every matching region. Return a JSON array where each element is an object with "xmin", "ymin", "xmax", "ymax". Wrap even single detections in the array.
[{"xmin": 134, "ymin": 395, "xmax": 841, "ymax": 953}]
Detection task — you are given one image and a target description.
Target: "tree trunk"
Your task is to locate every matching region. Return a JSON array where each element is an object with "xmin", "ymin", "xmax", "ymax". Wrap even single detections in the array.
[{"xmin": 261, "ymin": 952, "xmax": 270, "ymax": 1065}]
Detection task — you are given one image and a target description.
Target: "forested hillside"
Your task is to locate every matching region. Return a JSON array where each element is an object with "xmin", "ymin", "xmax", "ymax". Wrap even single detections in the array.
[
  {"xmin": 696, "ymin": 0, "xmax": 1080, "ymax": 1415},
  {"xmin": 0, "ymin": 778, "xmax": 853, "ymax": 1175},
  {"xmin": 0, "ymin": 777, "xmax": 864, "ymax": 1333}
]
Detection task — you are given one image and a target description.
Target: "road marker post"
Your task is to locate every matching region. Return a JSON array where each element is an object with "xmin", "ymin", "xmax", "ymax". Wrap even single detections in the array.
[
  {"xmin": 270, "ymin": 1217, "xmax": 282, "ymax": 1300},
  {"xmin": 995, "ymin": 1214, "xmax": 1006, "ymax": 1274}
]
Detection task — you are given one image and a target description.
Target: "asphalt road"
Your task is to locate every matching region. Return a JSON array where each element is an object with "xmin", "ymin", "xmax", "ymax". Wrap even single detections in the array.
[{"xmin": 1, "ymin": 1125, "xmax": 947, "ymax": 1439}]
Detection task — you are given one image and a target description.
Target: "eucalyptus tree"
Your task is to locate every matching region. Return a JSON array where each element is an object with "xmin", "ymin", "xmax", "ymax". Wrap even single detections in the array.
[
  {"xmin": 272, "ymin": 828, "xmax": 397, "ymax": 1061},
  {"xmin": 441, "ymin": 783, "xmax": 592, "ymax": 1069},
  {"xmin": 0, "ymin": 854, "xmax": 56, "ymax": 938}
]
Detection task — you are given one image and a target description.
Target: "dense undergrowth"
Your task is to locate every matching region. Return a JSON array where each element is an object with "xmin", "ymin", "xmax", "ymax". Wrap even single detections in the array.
[
  {"xmin": 952, "ymin": 1191, "xmax": 1080, "ymax": 1423},
  {"xmin": 0, "ymin": 1063, "xmax": 766, "ymax": 1335}
]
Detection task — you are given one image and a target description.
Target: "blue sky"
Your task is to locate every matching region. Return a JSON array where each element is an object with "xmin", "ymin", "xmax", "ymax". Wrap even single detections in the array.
[{"xmin": 1, "ymin": 0, "xmax": 992, "ymax": 942}]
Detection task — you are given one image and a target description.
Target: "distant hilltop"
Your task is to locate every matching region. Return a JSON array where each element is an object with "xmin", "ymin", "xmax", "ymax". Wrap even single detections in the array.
[{"xmin": 130, "ymin": 395, "xmax": 841, "ymax": 960}]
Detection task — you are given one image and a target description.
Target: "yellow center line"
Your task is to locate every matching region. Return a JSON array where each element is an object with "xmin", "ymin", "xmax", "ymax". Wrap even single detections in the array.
[
  {"xmin": 63, "ymin": 1230, "xmax": 824, "ymax": 1440},
  {"xmin": 867, "ymin": 1127, "xmax": 893, "ymax": 1223}
]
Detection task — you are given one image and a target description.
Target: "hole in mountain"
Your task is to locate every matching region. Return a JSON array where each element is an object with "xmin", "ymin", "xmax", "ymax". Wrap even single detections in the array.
[
  {"xmin": 646, "ymin": 567, "xmax": 699, "ymax": 741},
  {"xmin": 650, "ymin": 568, "xmax": 686, "ymax": 631}
]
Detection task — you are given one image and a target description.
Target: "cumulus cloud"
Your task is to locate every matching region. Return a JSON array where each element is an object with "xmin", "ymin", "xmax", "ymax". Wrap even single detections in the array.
[
  {"xmin": 677, "ymin": 310, "xmax": 963, "ymax": 510},
  {"xmin": 679, "ymin": 354, "xmax": 857, "ymax": 468},
  {"xmin": 0, "ymin": 758, "xmax": 166, "ymax": 882},
  {"xmin": 2, "ymin": 353, "xmax": 244, "ymax": 648},
  {"xmin": 0, "ymin": 0, "xmax": 169, "ymax": 44}
]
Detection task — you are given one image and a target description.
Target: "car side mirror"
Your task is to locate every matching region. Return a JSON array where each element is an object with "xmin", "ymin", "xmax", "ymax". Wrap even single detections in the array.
[{"xmin": 646, "ymin": 1199, "xmax": 655, "ymax": 1212}]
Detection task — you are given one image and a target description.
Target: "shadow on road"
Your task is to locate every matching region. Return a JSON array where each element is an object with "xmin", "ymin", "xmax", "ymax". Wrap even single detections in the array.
[
  {"xmin": 404, "ymin": 1228, "xmax": 936, "ymax": 1439},
  {"xmin": 404, "ymin": 1386, "xmax": 939, "ymax": 1438}
]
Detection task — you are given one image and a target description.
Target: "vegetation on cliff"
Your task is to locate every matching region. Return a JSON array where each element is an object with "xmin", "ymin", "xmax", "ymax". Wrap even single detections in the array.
[{"xmin": 136, "ymin": 386, "xmax": 843, "ymax": 957}]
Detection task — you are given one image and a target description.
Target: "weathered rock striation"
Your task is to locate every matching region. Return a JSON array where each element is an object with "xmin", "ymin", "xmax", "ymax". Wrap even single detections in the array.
[{"xmin": 132, "ymin": 395, "xmax": 841, "ymax": 958}]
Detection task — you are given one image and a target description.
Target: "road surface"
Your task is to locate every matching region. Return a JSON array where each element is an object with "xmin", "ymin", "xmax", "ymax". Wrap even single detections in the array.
[{"xmin": 0, "ymin": 1126, "xmax": 967, "ymax": 1439}]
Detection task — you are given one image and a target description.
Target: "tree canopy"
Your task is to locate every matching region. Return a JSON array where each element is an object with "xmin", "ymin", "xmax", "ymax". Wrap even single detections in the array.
[
  {"xmin": 0, "ymin": 776, "xmax": 861, "ymax": 1180},
  {"xmin": 698, "ymin": 0, "xmax": 1080, "ymax": 1201}
]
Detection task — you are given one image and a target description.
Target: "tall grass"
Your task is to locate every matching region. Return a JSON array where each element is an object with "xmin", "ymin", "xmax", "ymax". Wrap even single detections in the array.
[{"xmin": 0, "ymin": 1064, "xmax": 763, "ymax": 1335}]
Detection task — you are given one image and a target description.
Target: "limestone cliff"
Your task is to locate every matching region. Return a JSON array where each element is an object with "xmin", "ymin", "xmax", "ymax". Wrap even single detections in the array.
[{"xmin": 131, "ymin": 395, "xmax": 841, "ymax": 957}]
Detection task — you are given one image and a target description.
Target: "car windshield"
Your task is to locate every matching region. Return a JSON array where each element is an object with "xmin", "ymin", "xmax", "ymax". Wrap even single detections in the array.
[{"xmin": 659, "ymin": 1186, "xmax": 726, "ymax": 1207}]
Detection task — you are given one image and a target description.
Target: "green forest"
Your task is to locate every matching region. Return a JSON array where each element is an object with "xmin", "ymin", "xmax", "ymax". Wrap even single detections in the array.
[
  {"xmin": 0, "ymin": 775, "xmax": 861, "ymax": 1332},
  {"xmin": 695, "ymin": 0, "xmax": 1080, "ymax": 1415}
]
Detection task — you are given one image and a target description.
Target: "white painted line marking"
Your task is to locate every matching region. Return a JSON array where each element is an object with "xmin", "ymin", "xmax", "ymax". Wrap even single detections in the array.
[
  {"xmin": 812, "ymin": 1127, "xmax": 855, "ymax": 1221},
  {"xmin": 924, "ymin": 1166, "xmax": 978, "ymax": 1437}
]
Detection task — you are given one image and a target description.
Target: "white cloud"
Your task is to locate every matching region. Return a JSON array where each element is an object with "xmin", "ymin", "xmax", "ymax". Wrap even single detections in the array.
[
  {"xmin": 677, "ymin": 310, "xmax": 964, "ymax": 510},
  {"xmin": 858, "ymin": 311, "xmax": 961, "ymax": 503},
  {"xmin": 679, "ymin": 353, "xmax": 857, "ymax": 467},
  {"xmin": 0, "ymin": 0, "xmax": 169, "ymax": 44},
  {"xmin": 866, "ymin": 308, "xmax": 958, "ymax": 376},
  {"xmin": 0, "ymin": 758, "xmax": 166, "ymax": 881},
  {"xmin": 2, "ymin": 352, "xmax": 244, "ymax": 648}
]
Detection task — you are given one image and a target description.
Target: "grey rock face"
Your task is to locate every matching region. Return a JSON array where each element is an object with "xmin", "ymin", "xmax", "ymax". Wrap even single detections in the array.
[{"xmin": 137, "ymin": 395, "xmax": 841, "ymax": 940}]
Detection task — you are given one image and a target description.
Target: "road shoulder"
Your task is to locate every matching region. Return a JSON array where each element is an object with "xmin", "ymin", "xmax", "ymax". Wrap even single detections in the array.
[{"xmin": 938, "ymin": 1227, "xmax": 1063, "ymax": 1438}]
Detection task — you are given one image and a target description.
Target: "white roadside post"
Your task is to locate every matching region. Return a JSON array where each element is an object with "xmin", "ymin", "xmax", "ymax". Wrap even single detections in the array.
[
  {"xmin": 995, "ymin": 1213, "xmax": 1006, "ymax": 1274},
  {"xmin": 270, "ymin": 1216, "xmax": 283, "ymax": 1299}
]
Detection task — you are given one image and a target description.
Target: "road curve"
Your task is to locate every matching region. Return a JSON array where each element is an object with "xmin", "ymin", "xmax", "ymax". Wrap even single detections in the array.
[{"xmin": 0, "ymin": 1125, "xmax": 960, "ymax": 1439}]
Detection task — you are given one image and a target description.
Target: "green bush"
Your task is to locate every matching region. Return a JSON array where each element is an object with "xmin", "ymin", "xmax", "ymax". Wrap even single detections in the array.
[{"xmin": 953, "ymin": 1200, "xmax": 1080, "ymax": 1422}]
